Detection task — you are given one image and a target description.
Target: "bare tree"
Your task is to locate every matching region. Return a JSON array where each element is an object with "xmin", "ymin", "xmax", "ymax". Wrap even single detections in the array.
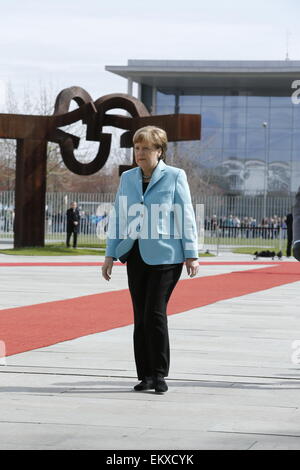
[{"xmin": 167, "ymin": 141, "xmax": 226, "ymax": 196}]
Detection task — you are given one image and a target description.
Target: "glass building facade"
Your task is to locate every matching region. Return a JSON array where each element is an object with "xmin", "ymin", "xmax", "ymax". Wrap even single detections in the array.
[
  {"xmin": 106, "ymin": 60, "xmax": 300, "ymax": 195},
  {"xmin": 156, "ymin": 91, "xmax": 300, "ymax": 194}
]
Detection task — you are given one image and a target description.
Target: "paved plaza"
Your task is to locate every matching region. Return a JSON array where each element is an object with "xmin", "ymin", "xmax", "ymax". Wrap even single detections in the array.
[{"xmin": 0, "ymin": 246, "xmax": 300, "ymax": 450}]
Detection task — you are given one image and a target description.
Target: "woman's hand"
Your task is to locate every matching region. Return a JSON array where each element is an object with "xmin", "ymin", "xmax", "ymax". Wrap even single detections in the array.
[
  {"xmin": 102, "ymin": 256, "xmax": 114, "ymax": 281},
  {"xmin": 185, "ymin": 258, "xmax": 199, "ymax": 278}
]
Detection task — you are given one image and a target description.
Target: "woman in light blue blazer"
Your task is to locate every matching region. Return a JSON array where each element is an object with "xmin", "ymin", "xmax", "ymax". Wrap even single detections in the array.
[{"xmin": 102, "ymin": 126, "xmax": 199, "ymax": 393}]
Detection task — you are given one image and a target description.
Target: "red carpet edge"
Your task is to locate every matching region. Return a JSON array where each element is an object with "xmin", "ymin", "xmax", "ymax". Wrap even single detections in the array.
[{"xmin": 0, "ymin": 262, "xmax": 299, "ymax": 356}]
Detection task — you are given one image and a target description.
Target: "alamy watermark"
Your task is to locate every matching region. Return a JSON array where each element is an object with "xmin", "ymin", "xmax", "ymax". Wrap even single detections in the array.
[
  {"xmin": 96, "ymin": 199, "xmax": 204, "ymax": 250},
  {"xmin": 291, "ymin": 80, "xmax": 300, "ymax": 104}
]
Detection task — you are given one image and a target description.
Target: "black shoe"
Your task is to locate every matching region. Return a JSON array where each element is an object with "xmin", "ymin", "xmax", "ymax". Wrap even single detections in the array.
[
  {"xmin": 134, "ymin": 378, "xmax": 154, "ymax": 392},
  {"xmin": 154, "ymin": 376, "xmax": 168, "ymax": 393}
]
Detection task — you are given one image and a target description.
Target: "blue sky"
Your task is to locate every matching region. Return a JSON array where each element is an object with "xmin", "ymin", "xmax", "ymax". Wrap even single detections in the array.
[{"xmin": 0, "ymin": 0, "xmax": 300, "ymax": 110}]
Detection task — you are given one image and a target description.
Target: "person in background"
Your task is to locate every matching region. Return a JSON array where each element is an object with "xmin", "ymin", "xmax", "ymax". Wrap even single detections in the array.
[
  {"xmin": 285, "ymin": 211, "xmax": 293, "ymax": 257},
  {"xmin": 66, "ymin": 201, "xmax": 80, "ymax": 248},
  {"xmin": 293, "ymin": 190, "xmax": 300, "ymax": 261}
]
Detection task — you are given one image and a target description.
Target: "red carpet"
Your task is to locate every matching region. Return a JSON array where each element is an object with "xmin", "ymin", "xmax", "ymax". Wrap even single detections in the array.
[{"xmin": 1, "ymin": 262, "xmax": 300, "ymax": 357}]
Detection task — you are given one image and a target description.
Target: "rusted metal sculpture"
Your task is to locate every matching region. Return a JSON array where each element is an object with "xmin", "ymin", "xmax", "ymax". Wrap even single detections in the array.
[{"xmin": 0, "ymin": 86, "xmax": 201, "ymax": 248}]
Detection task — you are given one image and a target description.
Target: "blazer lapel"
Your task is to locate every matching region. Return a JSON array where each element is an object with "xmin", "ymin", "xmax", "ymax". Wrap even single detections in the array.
[{"xmin": 141, "ymin": 160, "xmax": 166, "ymax": 197}]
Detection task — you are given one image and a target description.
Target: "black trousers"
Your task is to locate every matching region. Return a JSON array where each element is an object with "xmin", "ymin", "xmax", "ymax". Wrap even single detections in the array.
[
  {"xmin": 66, "ymin": 231, "xmax": 78, "ymax": 248},
  {"xmin": 126, "ymin": 240, "xmax": 183, "ymax": 380},
  {"xmin": 287, "ymin": 231, "xmax": 293, "ymax": 257}
]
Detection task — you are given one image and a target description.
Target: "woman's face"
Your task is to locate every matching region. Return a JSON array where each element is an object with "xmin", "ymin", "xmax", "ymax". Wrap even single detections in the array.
[{"xmin": 133, "ymin": 140, "xmax": 161, "ymax": 171}]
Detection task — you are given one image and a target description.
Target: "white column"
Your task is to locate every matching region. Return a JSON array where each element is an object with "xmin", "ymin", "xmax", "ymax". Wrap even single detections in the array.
[
  {"xmin": 127, "ymin": 78, "xmax": 133, "ymax": 96},
  {"xmin": 151, "ymin": 86, "xmax": 157, "ymax": 114},
  {"xmin": 137, "ymin": 82, "xmax": 142, "ymax": 100}
]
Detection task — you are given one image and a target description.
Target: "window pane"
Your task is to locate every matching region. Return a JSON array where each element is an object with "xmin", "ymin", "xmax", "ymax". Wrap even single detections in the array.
[
  {"xmin": 156, "ymin": 105, "xmax": 175, "ymax": 115},
  {"xmin": 170, "ymin": 141, "xmax": 201, "ymax": 159},
  {"xmin": 247, "ymin": 107, "xmax": 269, "ymax": 128},
  {"xmin": 293, "ymin": 130, "xmax": 300, "ymax": 150},
  {"xmin": 223, "ymin": 128, "xmax": 246, "ymax": 149},
  {"xmin": 267, "ymin": 161, "xmax": 290, "ymax": 192},
  {"xmin": 223, "ymin": 107, "xmax": 246, "ymax": 128},
  {"xmin": 269, "ymin": 129, "xmax": 292, "ymax": 150},
  {"xmin": 156, "ymin": 91, "xmax": 175, "ymax": 107},
  {"xmin": 201, "ymin": 127, "xmax": 223, "ymax": 149},
  {"xmin": 247, "ymin": 96, "xmax": 270, "ymax": 107},
  {"xmin": 199, "ymin": 148, "xmax": 222, "ymax": 167},
  {"xmin": 179, "ymin": 95, "xmax": 201, "ymax": 107},
  {"xmin": 247, "ymin": 128, "xmax": 267, "ymax": 150},
  {"xmin": 268, "ymin": 149, "xmax": 292, "ymax": 163},
  {"xmin": 223, "ymin": 149, "xmax": 246, "ymax": 160},
  {"xmin": 179, "ymin": 104, "xmax": 201, "ymax": 114},
  {"xmin": 293, "ymin": 106, "xmax": 300, "ymax": 128},
  {"xmin": 202, "ymin": 95, "xmax": 224, "ymax": 106},
  {"xmin": 246, "ymin": 148, "xmax": 266, "ymax": 162},
  {"xmin": 270, "ymin": 96, "xmax": 293, "ymax": 107},
  {"xmin": 270, "ymin": 107, "xmax": 293, "ymax": 129},
  {"xmin": 224, "ymin": 95, "xmax": 247, "ymax": 107},
  {"xmin": 291, "ymin": 157, "xmax": 300, "ymax": 192},
  {"xmin": 201, "ymin": 107, "xmax": 223, "ymax": 127}
]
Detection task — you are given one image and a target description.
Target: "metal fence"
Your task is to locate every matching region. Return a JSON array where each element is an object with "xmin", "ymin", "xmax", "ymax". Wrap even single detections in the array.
[
  {"xmin": 193, "ymin": 194, "xmax": 294, "ymax": 255},
  {"xmin": 0, "ymin": 190, "xmax": 294, "ymax": 254}
]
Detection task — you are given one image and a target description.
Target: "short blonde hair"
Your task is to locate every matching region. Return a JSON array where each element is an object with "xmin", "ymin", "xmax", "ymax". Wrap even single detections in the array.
[{"xmin": 133, "ymin": 126, "xmax": 168, "ymax": 161}]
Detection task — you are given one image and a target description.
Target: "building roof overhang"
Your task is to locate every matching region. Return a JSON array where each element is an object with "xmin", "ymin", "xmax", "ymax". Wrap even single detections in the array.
[{"xmin": 105, "ymin": 60, "xmax": 300, "ymax": 93}]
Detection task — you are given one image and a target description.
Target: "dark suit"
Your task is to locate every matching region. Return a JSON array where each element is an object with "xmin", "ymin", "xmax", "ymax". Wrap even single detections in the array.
[
  {"xmin": 66, "ymin": 208, "xmax": 80, "ymax": 248},
  {"xmin": 126, "ymin": 238, "xmax": 183, "ymax": 380},
  {"xmin": 286, "ymin": 213, "xmax": 293, "ymax": 257},
  {"xmin": 293, "ymin": 189, "xmax": 300, "ymax": 261}
]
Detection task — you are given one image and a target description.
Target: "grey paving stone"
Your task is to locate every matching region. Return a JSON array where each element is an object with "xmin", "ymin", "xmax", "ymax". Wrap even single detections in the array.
[{"xmin": 0, "ymin": 251, "xmax": 300, "ymax": 449}]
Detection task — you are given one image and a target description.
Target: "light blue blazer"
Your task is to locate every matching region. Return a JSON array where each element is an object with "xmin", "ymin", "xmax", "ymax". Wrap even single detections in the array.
[{"xmin": 105, "ymin": 160, "xmax": 199, "ymax": 264}]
